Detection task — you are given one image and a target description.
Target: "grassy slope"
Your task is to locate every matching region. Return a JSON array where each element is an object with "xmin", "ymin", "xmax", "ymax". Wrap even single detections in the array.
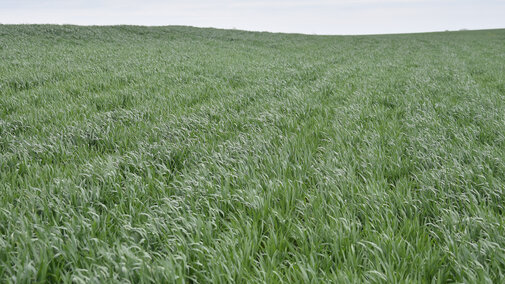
[{"xmin": 1, "ymin": 25, "xmax": 505, "ymax": 283}]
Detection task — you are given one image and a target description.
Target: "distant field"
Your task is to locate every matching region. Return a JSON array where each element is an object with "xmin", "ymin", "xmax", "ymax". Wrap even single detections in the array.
[{"xmin": 1, "ymin": 25, "xmax": 505, "ymax": 283}]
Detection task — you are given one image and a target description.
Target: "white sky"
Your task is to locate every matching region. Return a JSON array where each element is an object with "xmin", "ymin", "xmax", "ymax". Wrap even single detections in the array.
[{"xmin": 1, "ymin": 0, "xmax": 504, "ymax": 35}]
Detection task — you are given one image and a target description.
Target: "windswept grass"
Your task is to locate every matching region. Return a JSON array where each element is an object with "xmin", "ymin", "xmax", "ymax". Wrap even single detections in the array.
[{"xmin": 1, "ymin": 25, "xmax": 505, "ymax": 283}]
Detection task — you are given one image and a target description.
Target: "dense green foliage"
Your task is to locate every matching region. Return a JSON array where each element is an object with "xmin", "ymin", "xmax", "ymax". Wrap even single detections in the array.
[{"xmin": 1, "ymin": 25, "xmax": 505, "ymax": 283}]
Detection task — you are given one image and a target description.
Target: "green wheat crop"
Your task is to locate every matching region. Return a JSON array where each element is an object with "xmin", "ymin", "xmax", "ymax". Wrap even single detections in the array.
[{"xmin": 1, "ymin": 25, "xmax": 505, "ymax": 283}]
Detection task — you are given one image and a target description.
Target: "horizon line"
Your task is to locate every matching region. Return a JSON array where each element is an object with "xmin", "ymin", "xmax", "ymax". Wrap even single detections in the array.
[{"xmin": 1, "ymin": 23, "xmax": 504, "ymax": 36}]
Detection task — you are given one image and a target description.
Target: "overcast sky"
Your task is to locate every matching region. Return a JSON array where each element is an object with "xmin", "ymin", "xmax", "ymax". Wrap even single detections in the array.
[{"xmin": 1, "ymin": 0, "xmax": 504, "ymax": 35}]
